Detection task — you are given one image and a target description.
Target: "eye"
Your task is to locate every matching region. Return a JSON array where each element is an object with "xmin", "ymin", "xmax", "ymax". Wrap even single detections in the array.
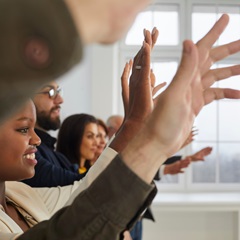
[{"xmin": 17, "ymin": 128, "xmax": 29, "ymax": 134}]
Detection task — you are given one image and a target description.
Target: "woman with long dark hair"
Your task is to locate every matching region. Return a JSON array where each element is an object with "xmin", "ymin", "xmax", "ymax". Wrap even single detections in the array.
[{"xmin": 57, "ymin": 113, "xmax": 99, "ymax": 174}]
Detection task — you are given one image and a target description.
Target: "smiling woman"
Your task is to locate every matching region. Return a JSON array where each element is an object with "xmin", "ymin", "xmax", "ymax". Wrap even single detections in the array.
[
  {"xmin": 0, "ymin": 100, "xmax": 41, "ymax": 182},
  {"xmin": 0, "ymin": 100, "xmax": 152, "ymax": 240}
]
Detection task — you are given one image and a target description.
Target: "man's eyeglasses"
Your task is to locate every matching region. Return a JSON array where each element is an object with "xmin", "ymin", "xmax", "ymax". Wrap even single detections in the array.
[{"xmin": 37, "ymin": 87, "xmax": 62, "ymax": 99}]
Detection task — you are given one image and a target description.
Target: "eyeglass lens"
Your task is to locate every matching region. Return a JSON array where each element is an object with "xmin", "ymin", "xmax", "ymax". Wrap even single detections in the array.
[{"xmin": 49, "ymin": 88, "xmax": 62, "ymax": 99}]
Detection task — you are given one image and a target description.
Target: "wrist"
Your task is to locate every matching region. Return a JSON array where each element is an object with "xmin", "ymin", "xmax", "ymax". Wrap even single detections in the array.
[
  {"xmin": 109, "ymin": 119, "xmax": 145, "ymax": 152},
  {"xmin": 121, "ymin": 126, "xmax": 168, "ymax": 183}
]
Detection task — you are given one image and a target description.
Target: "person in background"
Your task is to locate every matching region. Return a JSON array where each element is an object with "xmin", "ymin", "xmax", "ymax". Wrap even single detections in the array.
[
  {"xmin": 22, "ymin": 82, "xmax": 87, "ymax": 187},
  {"xmin": 90, "ymin": 118, "xmax": 109, "ymax": 165},
  {"xmin": 56, "ymin": 113, "xmax": 99, "ymax": 174},
  {"xmin": 57, "ymin": 115, "xmax": 132, "ymax": 239}
]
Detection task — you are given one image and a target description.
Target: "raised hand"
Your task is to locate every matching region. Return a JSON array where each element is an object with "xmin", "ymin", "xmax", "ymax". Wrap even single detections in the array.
[
  {"xmin": 65, "ymin": 0, "xmax": 151, "ymax": 44},
  {"xmin": 164, "ymin": 158, "xmax": 191, "ymax": 175},
  {"xmin": 197, "ymin": 14, "xmax": 240, "ymax": 104},
  {"xmin": 110, "ymin": 28, "xmax": 165, "ymax": 152},
  {"xmin": 121, "ymin": 14, "xmax": 240, "ymax": 183},
  {"xmin": 145, "ymin": 14, "xmax": 240, "ymax": 159},
  {"xmin": 190, "ymin": 146, "xmax": 213, "ymax": 162},
  {"xmin": 124, "ymin": 28, "xmax": 166, "ymax": 123}
]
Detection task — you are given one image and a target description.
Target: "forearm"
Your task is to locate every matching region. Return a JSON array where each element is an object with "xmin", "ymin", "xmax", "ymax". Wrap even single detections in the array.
[
  {"xmin": 17, "ymin": 156, "xmax": 156, "ymax": 240},
  {"xmin": 121, "ymin": 127, "xmax": 168, "ymax": 184}
]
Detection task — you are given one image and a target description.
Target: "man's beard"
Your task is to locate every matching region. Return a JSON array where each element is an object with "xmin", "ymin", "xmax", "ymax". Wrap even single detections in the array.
[{"xmin": 36, "ymin": 108, "xmax": 61, "ymax": 131}]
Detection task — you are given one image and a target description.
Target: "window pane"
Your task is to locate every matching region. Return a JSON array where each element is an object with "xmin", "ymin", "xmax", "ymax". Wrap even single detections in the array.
[
  {"xmin": 191, "ymin": 142, "xmax": 217, "ymax": 183},
  {"xmin": 152, "ymin": 61, "xmax": 178, "ymax": 95},
  {"xmin": 125, "ymin": 7, "xmax": 179, "ymax": 45},
  {"xmin": 125, "ymin": 12, "xmax": 152, "ymax": 45},
  {"xmin": 153, "ymin": 12, "xmax": 179, "ymax": 45},
  {"xmin": 219, "ymin": 143, "xmax": 240, "ymax": 183},
  {"xmin": 192, "ymin": 5, "xmax": 240, "ymax": 44},
  {"xmin": 218, "ymin": 6, "xmax": 240, "ymax": 45},
  {"xmin": 192, "ymin": 10, "xmax": 217, "ymax": 43},
  {"xmin": 218, "ymin": 64, "xmax": 240, "ymax": 90},
  {"xmin": 120, "ymin": 2, "xmax": 240, "ymax": 191},
  {"xmin": 194, "ymin": 102, "xmax": 218, "ymax": 141},
  {"xmin": 219, "ymin": 101, "xmax": 240, "ymax": 141},
  {"xmin": 159, "ymin": 174, "xmax": 179, "ymax": 184}
]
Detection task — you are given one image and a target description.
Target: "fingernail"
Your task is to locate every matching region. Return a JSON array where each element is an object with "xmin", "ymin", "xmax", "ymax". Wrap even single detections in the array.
[{"xmin": 152, "ymin": 27, "xmax": 156, "ymax": 34}]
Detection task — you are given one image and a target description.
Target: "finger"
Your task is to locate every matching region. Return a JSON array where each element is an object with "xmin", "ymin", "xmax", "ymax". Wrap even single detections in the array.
[
  {"xmin": 131, "ymin": 41, "xmax": 151, "ymax": 80},
  {"xmin": 129, "ymin": 40, "xmax": 151, "ymax": 109},
  {"xmin": 132, "ymin": 29, "xmax": 152, "ymax": 69},
  {"xmin": 151, "ymin": 27, "xmax": 159, "ymax": 49},
  {"xmin": 132, "ymin": 30, "xmax": 150, "ymax": 68},
  {"xmin": 169, "ymin": 40, "xmax": 199, "ymax": 93},
  {"xmin": 180, "ymin": 163, "xmax": 190, "ymax": 168},
  {"xmin": 207, "ymin": 147, "xmax": 213, "ymax": 152},
  {"xmin": 192, "ymin": 126, "xmax": 198, "ymax": 133},
  {"xmin": 202, "ymin": 65, "xmax": 240, "ymax": 90},
  {"xmin": 192, "ymin": 129, "xmax": 199, "ymax": 135},
  {"xmin": 204, "ymin": 88, "xmax": 240, "ymax": 105},
  {"xmin": 197, "ymin": 14, "xmax": 229, "ymax": 50},
  {"xmin": 192, "ymin": 159, "xmax": 204, "ymax": 162},
  {"xmin": 211, "ymin": 40, "xmax": 240, "ymax": 64},
  {"xmin": 181, "ymin": 159, "xmax": 191, "ymax": 166},
  {"xmin": 150, "ymin": 69, "xmax": 156, "ymax": 88},
  {"xmin": 121, "ymin": 61, "xmax": 132, "ymax": 115},
  {"xmin": 143, "ymin": 29, "xmax": 152, "ymax": 49},
  {"xmin": 152, "ymin": 82, "xmax": 167, "ymax": 96}
]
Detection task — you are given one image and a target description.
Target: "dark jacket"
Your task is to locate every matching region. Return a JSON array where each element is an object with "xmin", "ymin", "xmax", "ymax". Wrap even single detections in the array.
[{"xmin": 22, "ymin": 129, "xmax": 85, "ymax": 187}]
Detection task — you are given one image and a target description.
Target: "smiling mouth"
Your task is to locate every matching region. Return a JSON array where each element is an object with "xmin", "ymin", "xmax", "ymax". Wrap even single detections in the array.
[
  {"xmin": 51, "ymin": 106, "xmax": 61, "ymax": 113},
  {"xmin": 23, "ymin": 153, "xmax": 36, "ymax": 160}
]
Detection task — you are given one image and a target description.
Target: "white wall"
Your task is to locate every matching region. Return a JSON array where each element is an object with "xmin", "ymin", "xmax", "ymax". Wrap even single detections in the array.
[
  {"xmin": 143, "ymin": 193, "xmax": 240, "ymax": 240},
  {"xmin": 57, "ymin": 46, "xmax": 92, "ymax": 120},
  {"xmin": 56, "ymin": 43, "xmax": 122, "ymax": 124},
  {"xmin": 143, "ymin": 210, "xmax": 238, "ymax": 240}
]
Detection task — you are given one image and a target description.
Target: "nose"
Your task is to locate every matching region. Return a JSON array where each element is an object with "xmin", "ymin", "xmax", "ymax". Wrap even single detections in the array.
[
  {"xmin": 93, "ymin": 136, "xmax": 99, "ymax": 146},
  {"xmin": 30, "ymin": 130, "xmax": 41, "ymax": 146},
  {"xmin": 99, "ymin": 135, "xmax": 106, "ymax": 145},
  {"xmin": 54, "ymin": 92, "xmax": 64, "ymax": 104}
]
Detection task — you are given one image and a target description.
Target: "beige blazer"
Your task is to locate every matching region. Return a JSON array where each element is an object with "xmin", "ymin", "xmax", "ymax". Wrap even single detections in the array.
[{"xmin": 0, "ymin": 147, "xmax": 117, "ymax": 240}]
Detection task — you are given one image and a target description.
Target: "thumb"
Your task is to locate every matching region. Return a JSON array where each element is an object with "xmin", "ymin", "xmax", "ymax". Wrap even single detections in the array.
[{"xmin": 170, "ymin": 40, "xmax": 199, "ymax": 92}]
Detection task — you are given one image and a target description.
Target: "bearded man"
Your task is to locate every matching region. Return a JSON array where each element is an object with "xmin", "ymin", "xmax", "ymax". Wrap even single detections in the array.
[{"xmin": 22, "ymin": 81, "xmax": 86, "ymax": 187}]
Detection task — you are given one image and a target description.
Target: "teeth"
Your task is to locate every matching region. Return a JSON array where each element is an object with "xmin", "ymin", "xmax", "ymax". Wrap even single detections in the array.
[{"xmin": 23, "ymin": 153, "xmax": 35, "ymax": 160}]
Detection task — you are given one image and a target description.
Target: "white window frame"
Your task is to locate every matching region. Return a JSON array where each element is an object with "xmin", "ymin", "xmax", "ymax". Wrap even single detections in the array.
[{"xmin": 117, "ymin": 0, "xmax": 240, "ymax": 193}]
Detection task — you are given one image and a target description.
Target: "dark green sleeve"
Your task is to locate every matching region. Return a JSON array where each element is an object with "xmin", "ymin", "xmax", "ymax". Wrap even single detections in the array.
[
  {"xmin": 18, "ymin": 155, "xmax": 157, "ymax": 240},
  {"xmin": 0, "ymin": 0, "xmax": 82, "ymax": 122}
]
